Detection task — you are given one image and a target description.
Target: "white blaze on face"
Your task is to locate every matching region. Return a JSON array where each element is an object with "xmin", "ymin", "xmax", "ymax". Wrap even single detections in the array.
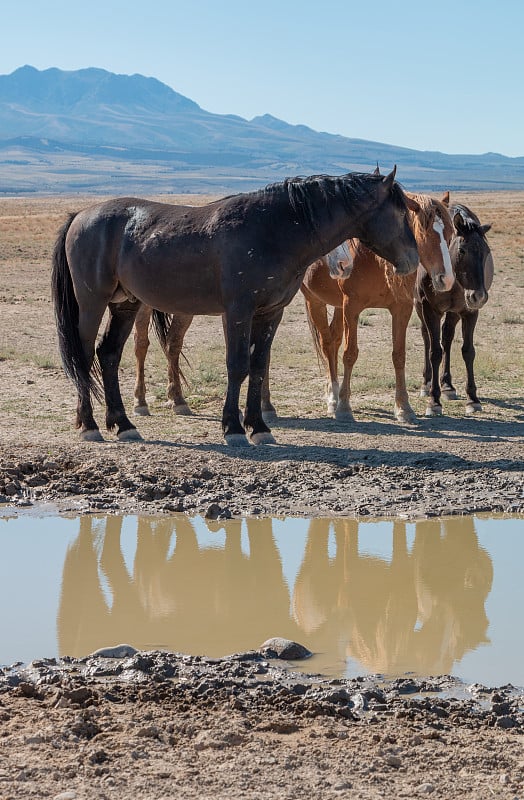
[
  {"xmin": 433, "ymin": 217, "xmax": 455, "ymax": 290},
  {"xmin": 326, "ymin": 242, "xmax": 353, "ymax": 279}
]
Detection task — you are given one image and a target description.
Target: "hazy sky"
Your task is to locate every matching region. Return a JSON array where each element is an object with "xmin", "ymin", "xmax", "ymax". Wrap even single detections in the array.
[{"xmin": 2, "ymin": 0, "xmax": 523, "ymax": 157}]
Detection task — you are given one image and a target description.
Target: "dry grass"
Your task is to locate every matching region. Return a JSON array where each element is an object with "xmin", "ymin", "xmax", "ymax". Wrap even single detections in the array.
[{"xmin": 0, "ymin": 191, "xmax": 523, "ymax": 429}]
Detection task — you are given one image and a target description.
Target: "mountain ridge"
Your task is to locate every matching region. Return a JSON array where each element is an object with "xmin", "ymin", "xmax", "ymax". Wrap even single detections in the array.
[{"xmin": 1, "ymin": 66, "xmax": 522, "ymax": 194}]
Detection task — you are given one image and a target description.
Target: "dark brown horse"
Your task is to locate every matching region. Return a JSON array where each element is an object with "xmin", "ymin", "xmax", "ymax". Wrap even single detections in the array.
[
  {"xmin": 268, "ymin": 193, "xmax": 454, "ymax": 422},
  {"xmin": 415, "ymin": 197, "xmax": 493, "ymax": 415},
  {"xmin": 51, "ymin": 169, "xmax": 419, "ymax": 445},
  {"xmin": 132, "ymin": 243, "xmax": 353, "ymax": 417}
]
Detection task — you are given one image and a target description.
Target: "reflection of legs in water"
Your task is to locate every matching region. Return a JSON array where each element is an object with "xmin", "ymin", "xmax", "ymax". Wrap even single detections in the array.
[
  {"xmin": 341, "ymin": 520, "xmax": 418, "ymax": 674},
  {"xmin": 99, "ymin": 516, "xmax": 146, "ymax": 643},
  {"xmin": 413, "ymin": 517, "xmax": 493, "ymax": 673},
  {"xmin": 245, "ymin": 519, "xmax": 296, "ymax": 644},
  {"xmin": 57, "ymin": 517, "xmax": 113, "ymax": 658}
]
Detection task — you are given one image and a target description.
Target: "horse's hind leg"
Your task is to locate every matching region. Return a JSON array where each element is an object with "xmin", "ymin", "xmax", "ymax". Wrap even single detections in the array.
[
  {"xmin": 133, "ymin": 304, "xmax": 152, "ymax": 415},
  {"xmin": 461, "ymin": 310, "xmax": 482, "ymax": 413},
  {"xmin": 165, "ymin": 313, "xmax": 194, "ymax": 415},
  {"xmin": 76, "ymin": 303, "xmax": 110, "ymax": 441},
  {"xmin": 305, "ymin": 296, "xmax": 340, "ymax": 414},
  {"xmin": 440, "ymin": 311, "xmax": 460, "ymax": 400},
  {"xmin": 391, "ymin": 302, "xmax": 417, "ymax": 423},
  {"xmin": 97, "ymin": 301, "xmax": 143, "ymax": 441},
  {"xmin": 413, "ymin": 301, "xmax": 431, "ymax": 397}
]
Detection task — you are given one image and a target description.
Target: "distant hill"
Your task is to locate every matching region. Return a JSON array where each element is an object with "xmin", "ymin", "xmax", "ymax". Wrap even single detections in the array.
[{"xmin": 1, "ymin": 65, "xmax": 523, "ymax": 195}]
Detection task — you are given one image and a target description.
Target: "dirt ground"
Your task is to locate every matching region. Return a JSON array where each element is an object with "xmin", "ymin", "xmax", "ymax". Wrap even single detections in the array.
[{"xmin": 0, "ymin": 191, "xmax": 523, "ymax": 798}]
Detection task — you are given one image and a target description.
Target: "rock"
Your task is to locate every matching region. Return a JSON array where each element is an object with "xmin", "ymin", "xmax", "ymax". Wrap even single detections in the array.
[
  {"xmin": 383, "ymin": 753, "xmax": 402, "ymax": 768},
  {"xmin": 205, "ymin": 503, "xmax": 232, "ymax": 520},
  {"xmin": 417, "ymin": 783, "xmax": 435, "ymax": 794},
  {"xmin": 53, "ymin": 792, "xmax": 77, "ymax": 800},
  {"xmin": 259, "ymin": 638, "xmax": 312, "ymax": 660},
  {"xmin": 91, "ymin": 644, "xmax": 138, "ymax": 659}
]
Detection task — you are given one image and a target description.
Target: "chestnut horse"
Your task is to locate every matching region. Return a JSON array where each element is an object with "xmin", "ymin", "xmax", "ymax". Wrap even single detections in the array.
[
  {"xmin": 133, "ymin": 243, "xmax": 353, "ymax": 417},
  {"xmin": 52, "ymin": 170, "xmax": 419, "ymax": 446},
  {"xmin": 415, "ymin": 198, "xmax": 493, "ymax": 415},
  {"xmin": 276, "ymin": 193, "xmax": 454, "ymax": 422}
]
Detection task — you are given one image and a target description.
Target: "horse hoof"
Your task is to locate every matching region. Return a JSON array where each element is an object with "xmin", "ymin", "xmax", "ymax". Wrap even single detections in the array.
[
  {"xmin": 466, "ymin": 402, "xmax": 483, "ymax": 414},
  {"xmin": 262, "ymin": 409, "xmax": 278, "ymax": 423},
  {"xmin": 80, "ymin": 429, "xmax": 104, "ymax": 442},
  {"xmin": 425, "ymin": 405, "xmax": 443, "ymax": 417},
  {"xmin": 174, "ymin": 404, "xmax": 192, "ymax": 416},
  {"xmin": 251, "ymin": 431, "xmax": 277, "ymax": 445},
  {"xmin": 118, "ymin": 428, "xmax": 144, "ymax": 442},
  {"xmin": 335, "ymin": 409, "xmax": 354, "ymax": 422},
  {"xmin": 442, "ymin": 389, "xmax": 458, "ymax": 400},
  {"xmin": 396, "ymin": 409, "xmax": 417, "ymax": 424},
  {"xmin": 225, "ymin": 433, "xmax": 250, "ymax": 448},
  {"xmin": 133, "ymin": 404, "xmax": 151, "ymax": 416},
  {"xmin": 419, "ymin": 387, "xmax": 430, "ymax": 398}
]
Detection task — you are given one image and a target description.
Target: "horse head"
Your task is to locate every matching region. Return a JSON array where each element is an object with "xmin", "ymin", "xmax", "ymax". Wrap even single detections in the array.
[
  {"xmin": 407, "ymin": 192, "xmax": 455, "ymax": 293},
  {"xmin": 449, "ymin": 201, "xmax": 492, "ymax": 310},
  {"xmin": 347, "ymin": 166, "xmax": 420, "ymax": 275}
]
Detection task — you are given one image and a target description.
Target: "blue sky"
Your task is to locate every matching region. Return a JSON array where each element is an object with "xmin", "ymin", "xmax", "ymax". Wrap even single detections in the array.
[{"xmin": 2, "ymin": 0, "xmax": 523, "ymax": 157}]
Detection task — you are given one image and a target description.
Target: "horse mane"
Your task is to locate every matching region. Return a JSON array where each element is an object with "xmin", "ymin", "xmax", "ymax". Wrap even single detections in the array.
[
  {"xmin": 407, "ymin": 193, "xmax": 454, "ymax": 244},
  {"xmin": 261, "ymin": 173, "xmax": 408, "ymax": 240},
  {"xmin": 449, "ymin": 203, "xmax": 484, "ymax": 233}
]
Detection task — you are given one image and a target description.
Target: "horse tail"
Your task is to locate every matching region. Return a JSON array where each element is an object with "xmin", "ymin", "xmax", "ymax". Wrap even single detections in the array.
[
  {"xmin": 151, "ymin": 310, "xmax": 190, "ymax": 388},
  {"xmin": 51, "ymin": 213, "xmax": 103, "ymax": 401},
  {"xmin": 304, "ymin": 298, "xmax": 328, "ymax": 371}
]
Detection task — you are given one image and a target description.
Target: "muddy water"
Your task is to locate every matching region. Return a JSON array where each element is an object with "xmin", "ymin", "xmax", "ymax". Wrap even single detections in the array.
[{"xmin": 0, "ymin": 511, "xmax": 522, "ymax": 685}]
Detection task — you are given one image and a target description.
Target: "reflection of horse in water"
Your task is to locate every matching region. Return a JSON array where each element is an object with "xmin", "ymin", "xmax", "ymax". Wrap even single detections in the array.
[
  {"xmin": 57, "ymin": 516, "xmax": 297, "ymax": 659},
  {"xmin": 292, "ymin": 516, "xmax": 493, "ymax": 675}
]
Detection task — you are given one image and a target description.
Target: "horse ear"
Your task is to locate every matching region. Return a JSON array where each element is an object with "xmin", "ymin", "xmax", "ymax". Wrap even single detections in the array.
[
  {"xmin": 382, "ymin": 166, "xmax": 397, "ymax": 190},
  {"xmin": 441, "ymin": 191, "xmax": 450, "ymax": 206},
  {"xmin": 480, "ymin": 223, "xmax": 492, "ymax": 235},
  {"xmin": 404, "ymin": 194, "xmax": 421, "ymax": 213},
  {"xmin": 373, "ymin": 163, "xmax": 381, "ymax": 176},
  {"xmin": 453, "ymin": 211, "xmax": 467, "ymax": 233}
]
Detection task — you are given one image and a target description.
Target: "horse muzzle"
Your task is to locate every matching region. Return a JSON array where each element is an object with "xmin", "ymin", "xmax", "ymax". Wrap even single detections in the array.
[
  {"xmin": 325, "ymin": 242, "xmax": 353, "ymax": 279},
  {"xmin": 464, "ymin": 288, "xmax": 488, "ymax": 310},
  {"xmin": 392, "ymin": 248, "xmax": 420, "ymax": 275},
  {"xmin": 432, "ymin": 271, "xmax": 456, "ymax": 293}
]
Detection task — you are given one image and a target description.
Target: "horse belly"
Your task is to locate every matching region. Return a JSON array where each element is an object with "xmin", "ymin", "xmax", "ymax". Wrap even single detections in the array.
[{"xmin": 119, "ymin": 258, "xmax": 225, "ymax": 316}]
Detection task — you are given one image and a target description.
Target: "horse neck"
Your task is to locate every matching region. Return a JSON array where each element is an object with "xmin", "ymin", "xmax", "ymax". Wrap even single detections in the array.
[{"xmin": 268, "ymin": 181, "xmax": 362, "ymax": 268}]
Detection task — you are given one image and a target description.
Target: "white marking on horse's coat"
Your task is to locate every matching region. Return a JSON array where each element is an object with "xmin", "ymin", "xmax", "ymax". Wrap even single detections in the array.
[
  {"xmin": 326, "ymin": 242, "xmax": 353, "ymax": 278},
  {"xmin": 433, "ymin": 217, "xmax": 454, "ymax": 289},
  {"xmin": 125, "ymin": 206, "xmax": 150, "ymax": 235},
  {"xmin": 250, "ymin": 344, "xmax": 255, "ymax": 354}
]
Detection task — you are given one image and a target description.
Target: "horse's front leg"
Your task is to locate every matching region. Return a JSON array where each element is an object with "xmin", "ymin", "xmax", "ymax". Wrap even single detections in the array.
[
  {"xmin": 440, "ymin": 311, "xmax": 460, "ymax": 400},
  {"xmin": 222, "ymin": 310, "xmax": 252, "ymax": 446},
  {"xmin": 461, "ymin": 310, "xmax": 482, "ymax": 413},
  {"xmin": 97, "ymin": 301, "xmax": 143, "ymax": 440},
  {"xmin": 419, "ymin": 299, "xmax": 444, "ymax": 416},
  {"xmin": 261, "ymin": 350, "xmax": 277, "ymax": 420},
  {"xmin": 414, "ymin": 300, "xmax": 431, "ymax": 397},
  {"xmin": 244, "ymin": 309, "xmax": 283, "ymax": 444},
  {"xmin": 391, "ymin": 302, "xmax": 417, "ymax": 423}
]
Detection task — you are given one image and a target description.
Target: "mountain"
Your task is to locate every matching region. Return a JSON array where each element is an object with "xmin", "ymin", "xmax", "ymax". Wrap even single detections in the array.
[{"xmin": 1, "ymin": 65, "xmax": 523, "ymax": 195}]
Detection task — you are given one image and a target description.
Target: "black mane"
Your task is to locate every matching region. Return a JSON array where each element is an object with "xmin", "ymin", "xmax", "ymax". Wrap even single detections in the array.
[
  {"xmin": 450, "ymin": 203, "xmax": 484, "ymax": 234},
  {"xmin": 260, "ymin": 172, "xmax": 407, "ymax": 240}
]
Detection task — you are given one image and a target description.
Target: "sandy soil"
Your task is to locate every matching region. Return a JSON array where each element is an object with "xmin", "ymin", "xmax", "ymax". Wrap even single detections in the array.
[{"xmin": 0, "ymin": 192, "xmax": 523, "ymax": 798}]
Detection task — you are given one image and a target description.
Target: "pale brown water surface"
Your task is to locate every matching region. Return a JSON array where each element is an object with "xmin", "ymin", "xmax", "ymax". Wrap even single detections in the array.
[{"xmin": 0, "ymin": 511, "xmax": 522, "ymax": 685}]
